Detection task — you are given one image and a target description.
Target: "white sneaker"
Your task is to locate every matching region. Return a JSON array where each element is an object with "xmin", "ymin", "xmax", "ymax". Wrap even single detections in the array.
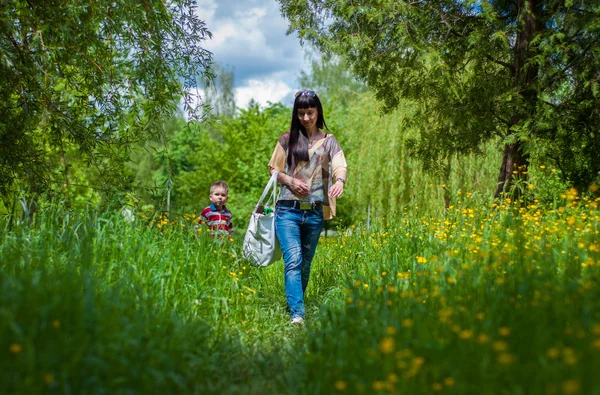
[{"xmin": 291, "ymin": 316, "xmax": 305, "ymax": 326}]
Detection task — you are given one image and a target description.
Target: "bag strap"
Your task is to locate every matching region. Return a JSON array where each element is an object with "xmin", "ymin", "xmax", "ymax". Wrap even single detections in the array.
[{"xmin": 255, "ymin": 171, "xmax": 278, "ymax": 209}]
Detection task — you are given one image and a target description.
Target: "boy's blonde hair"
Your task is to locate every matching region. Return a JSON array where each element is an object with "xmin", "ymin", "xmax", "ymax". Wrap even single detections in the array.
[{"xmin": 210, "ymin": 180, "xmax": 229, "ymax": 194}]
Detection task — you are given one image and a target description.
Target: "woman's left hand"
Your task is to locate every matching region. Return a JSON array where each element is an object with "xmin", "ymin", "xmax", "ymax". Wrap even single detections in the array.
[{"xmin": 329, "ymin": 180, "xmax": 344, "ymax": 198}]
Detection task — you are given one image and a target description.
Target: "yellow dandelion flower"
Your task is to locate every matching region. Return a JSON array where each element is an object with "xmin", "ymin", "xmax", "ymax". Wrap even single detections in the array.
[
  {"xmin": 562, "ymin": 379, "xmax": 580, "ymax": 394},
  {"xmin": 492, "ymin": 340, "xmax": 508, "ymax": 352},
  {"xmin": 44, "ymin": 374, "xmax": 54, "ymax": 384},
  {"xmin": 412, "ymin": 356, "xmax": 425, "ymax": 367},
  {"xmin": 497, "ymin": 353, "xmax": 515, "ymax": 364},
  {"xmin": 564, "ymin": 354, "xmax": 578, "ymax": 365},
  {"xmin": 402, "ymin": 319, "xmax": 414, "ymax": 328},
  {"xmin": 432, "ymin": 383, "xmax": 443, "ymax": 391},
  {"xmin": 477, "ymin": 334, "xmax": 489, "ymax": 344},
  {"xmin": 591, "ymin": 338, "xmax": 600, "ymax": 349},
  {"xmin": 379, "ymin": 337, "xmax": 395, "ymax": 354},
  {"xmin": 372, "ymin": 381, "xmax": 385, "ymax": 391},
  {"xmin": 459, "ymin": 329, "xmax": 473, "ymax": 340},
  {"xmin": 546, "ymin": 348, "xmax": 560, "ymax": 359},
  {"xmin": 51, "ymin": 320, "xmax": 61, "ymax": 329},
  {"xmin": 387, "ymin": 373, "xmax": 398, "ymax": 383},
  {"xmin": 567, "ymin": 188, "xmax": 578, "ymax": 200},
  {"xmin": 334, "ymin": 380, "xmax": 348, "ymax": 391},
  {"xmin": 9, "ymin": 344, "xmax": 22, "ymax": 354},
  {"xmin": 444, "ymin": 377, "xmax": 455, "ymax": 387},
  {"xmin": 386, "ymin": 326, "xmax": 397, "ymax": 335},
  {"xmin": 498, "ymin": 327, "xmax": 511, "ymax": 337}
]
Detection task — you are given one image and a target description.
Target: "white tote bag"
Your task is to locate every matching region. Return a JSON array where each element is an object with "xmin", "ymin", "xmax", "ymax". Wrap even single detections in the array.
[{"xmin": 242, "ymin": 171, "xmax": 282, "ymax": 267}]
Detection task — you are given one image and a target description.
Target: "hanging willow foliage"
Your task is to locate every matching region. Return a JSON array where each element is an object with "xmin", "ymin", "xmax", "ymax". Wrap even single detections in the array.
[{"xmin": 0, "ymin": 0, "xmax": 213, "ymax": 199}]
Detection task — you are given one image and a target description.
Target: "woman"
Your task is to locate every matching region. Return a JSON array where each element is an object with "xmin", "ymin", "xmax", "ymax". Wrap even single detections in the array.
[{"xmin": 268, "ymin": 90, "xmax": 347, "ymax": 325}]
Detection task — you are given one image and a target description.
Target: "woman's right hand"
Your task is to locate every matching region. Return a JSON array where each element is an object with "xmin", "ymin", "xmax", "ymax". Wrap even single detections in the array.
[{"xmin": 288, "ymin": 177, "xmax": 309, "ymax": 197}]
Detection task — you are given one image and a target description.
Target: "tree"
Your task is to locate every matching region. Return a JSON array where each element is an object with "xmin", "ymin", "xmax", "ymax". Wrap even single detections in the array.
[
  {"xmin": 202, "ymin": 64, "xmax": 236, "ymax": 118},
  {"xmin": 0, "ymin": 0, "xmax": 213, "ymax": 204},
  {"xmin": 298, "ymin": 52, "xmax": 366, "ymax": 107},
  {"xmin": 278, "ymin": 0, "xmax": 600, "ymax": 195},
  {"xmin": 171, "ymin": 102, "xmax": 290, "ymax": 215}
]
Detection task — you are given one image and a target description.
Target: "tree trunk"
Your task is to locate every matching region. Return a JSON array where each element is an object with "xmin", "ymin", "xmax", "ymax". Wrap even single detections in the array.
[
  {"xmin": 443, "ymin": 157, "xmax": 452, "ymax": 209},
  {"xmin": 495, "ymin": 0, "xmax": 539, "ymax": 198},
  {"xmin": 401, "ymin": 145, "xmax": 412, "ymax": 205},
  {"xmin": 494, "ymin": 139, "xmax": 529, "ymax": 197}
]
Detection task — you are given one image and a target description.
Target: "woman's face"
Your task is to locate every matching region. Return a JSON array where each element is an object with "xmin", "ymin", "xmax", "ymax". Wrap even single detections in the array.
[{"xmin": 297, "ymin": 107, "xmax": 318, "ymax": 131}]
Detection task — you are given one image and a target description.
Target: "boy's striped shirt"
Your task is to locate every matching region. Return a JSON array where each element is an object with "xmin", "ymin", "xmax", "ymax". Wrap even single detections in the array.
[{"xmin": 198, "ymin": 204, "xmax": 233, "ymax": 238}]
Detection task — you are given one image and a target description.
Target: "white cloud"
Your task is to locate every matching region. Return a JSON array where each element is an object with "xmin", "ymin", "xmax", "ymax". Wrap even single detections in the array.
[
  {"xmin": 193, "ymin": 0, "xmax": 314, "ymax": 109},
  {"xmin": 235, "ymin": 78, "xmax": 294, "ymax": 108},
  {"xmin": 195, "ymin": 0, "xmax": 217, "ymax": 21},
  {"xmin": 182, "ymin": 80, "xmax": 293, "ymax": 119}
]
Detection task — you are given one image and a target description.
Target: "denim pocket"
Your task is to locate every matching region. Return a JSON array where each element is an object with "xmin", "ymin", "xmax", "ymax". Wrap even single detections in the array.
[{"xmin": 276, "ymin": 204, "xmax": 294, "ymax": 215}]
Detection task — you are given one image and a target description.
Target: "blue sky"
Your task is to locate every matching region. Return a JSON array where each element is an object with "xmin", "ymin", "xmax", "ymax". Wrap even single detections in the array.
[{"xmin": 195, "ymin": 0, "xmax": 313, "ymax": 108}]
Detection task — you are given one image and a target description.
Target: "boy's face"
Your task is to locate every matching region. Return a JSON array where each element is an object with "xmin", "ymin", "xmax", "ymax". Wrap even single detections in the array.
[{"xmin": 209, "ymin": 186, "xmax": 228, "ymax": 210}]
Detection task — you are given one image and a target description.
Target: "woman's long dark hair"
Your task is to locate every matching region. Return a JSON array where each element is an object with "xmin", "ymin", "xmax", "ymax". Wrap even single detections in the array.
[{"xmin": 287, "ymin": 92, "xmax": 328, "ymax": 170}]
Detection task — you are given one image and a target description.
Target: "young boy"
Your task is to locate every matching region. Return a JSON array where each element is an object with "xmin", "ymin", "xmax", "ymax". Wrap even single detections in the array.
[{"xmin": 197, "ymin": 181, "xmax": 234, "ymax": 239}]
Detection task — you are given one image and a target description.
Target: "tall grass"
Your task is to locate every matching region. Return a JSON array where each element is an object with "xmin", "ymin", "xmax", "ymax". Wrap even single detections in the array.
[
  {"xmin": 0, "ymin": 209, "xmax": 298, "ymax": 394},
  {"xmin": 309, "ymin": 191, "xmax": 600, "ymax": 394},
  {"xmin": 2, "ymin": 186, "xmax": 599, "ymax": 393}
]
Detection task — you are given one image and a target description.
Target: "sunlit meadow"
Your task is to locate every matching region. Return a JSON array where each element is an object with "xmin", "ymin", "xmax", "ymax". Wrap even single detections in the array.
[{"xmin": 1, "ymin": 183, "xmax": 599, "ymax": 394}]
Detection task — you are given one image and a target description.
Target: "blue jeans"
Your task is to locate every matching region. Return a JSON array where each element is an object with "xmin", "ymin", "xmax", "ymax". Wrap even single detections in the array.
[{"xmin": 275, "ymin": 204, "xmax": 324, "ymax": 319}]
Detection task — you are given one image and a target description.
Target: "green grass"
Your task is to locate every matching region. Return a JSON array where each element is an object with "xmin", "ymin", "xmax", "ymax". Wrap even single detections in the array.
[{"xmin": 1, "ymin": 192, "xmax": 599, "ymax": 394}]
